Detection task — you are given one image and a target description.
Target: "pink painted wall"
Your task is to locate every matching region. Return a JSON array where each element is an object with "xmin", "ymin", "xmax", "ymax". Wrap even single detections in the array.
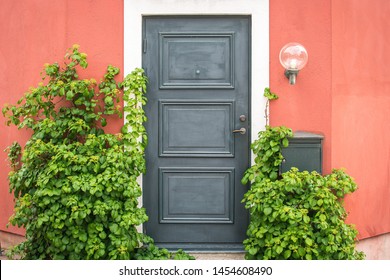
[
  {"xmin": 331, "ymin": 0, "xmax": 390, "ymax": 239},
  {"xmin": 269, "ymin": 0, "xmax": 333, "ymax": 175},
  {"xmin": 0, "ymin": 0, "xmax": 124, "ymax": 234}
]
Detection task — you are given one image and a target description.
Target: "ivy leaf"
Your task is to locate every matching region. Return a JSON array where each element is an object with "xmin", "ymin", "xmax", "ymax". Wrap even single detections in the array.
[
  {"xmin": 298, "ymin": 247, "xmax": 306, "ymax": 257},
  {"xmin": 282, "ymin": 138, "xmax": 289, "ymax": 147},
  {"xmin": 66, "ymin": 91, "xmax": 74, "ymax": 100},
  {"xmin": 248, "ymin": 247, "xmax": 258, "ymax": 255},
  {"xmin": 264, "ymin": 207, "xmax": 272, "ymax": 215},
  {"xmin": 283, "ymin": 249, "xmax": 291, "ymax": 259},
  {"xmin": 305, "ymin": 238, "xmax": 313, "ymax": 247},
  {"xmin": 79, "ymin": 232, "xmax": 87, "ymax": 242},
  {"xmin": 263, "ymin": 87, "xmax": 279, "ymax": 100},
  {"xmin": 109, "ymin": 223, "xmax": 119, "ymax": 234}
]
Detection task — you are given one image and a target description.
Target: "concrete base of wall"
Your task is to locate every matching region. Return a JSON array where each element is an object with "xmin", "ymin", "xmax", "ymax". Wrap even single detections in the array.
[
  {"xmin": 357, "ymin": 233, "xmax": 390, "ymax": 260},
  {"xmin": 0, "ymin": 231, "xmax": 25, "ymax": 260},
  {"xmin": 0, "ymin": 231, "xmax": 25, "ymax": 249}
]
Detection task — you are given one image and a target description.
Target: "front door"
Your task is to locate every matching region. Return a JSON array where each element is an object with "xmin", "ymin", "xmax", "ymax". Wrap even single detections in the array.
[{"xmin": 143, "ymin": 16, "xmax": 250, "ymax": 250}]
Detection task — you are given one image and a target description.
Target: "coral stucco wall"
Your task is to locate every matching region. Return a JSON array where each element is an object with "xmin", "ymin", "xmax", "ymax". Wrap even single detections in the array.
[
  {"xmin": 331, "ymin": 0, "xmax": 390, "ymax": 239},
  {"xmin": 269, "ymin": 0, "xmax": 332, "ymax": 175},
  {"xmin": 0, "ymin": 0, "xmax": 124, "ymax": 234}
]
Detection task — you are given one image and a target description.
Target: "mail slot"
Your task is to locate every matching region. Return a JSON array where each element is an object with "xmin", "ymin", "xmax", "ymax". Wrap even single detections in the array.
[{"xmin": 280, "ymin": 131, "xmax": 324, "ymax": 174}]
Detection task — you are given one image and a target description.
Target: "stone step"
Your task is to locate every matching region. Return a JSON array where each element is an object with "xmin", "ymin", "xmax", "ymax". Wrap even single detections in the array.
[{"xmin": 191, "ymin": 252, "xmax": 245, "ymax": 260}]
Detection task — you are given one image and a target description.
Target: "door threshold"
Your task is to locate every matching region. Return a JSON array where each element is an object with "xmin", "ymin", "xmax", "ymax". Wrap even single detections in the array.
[
  {"xmin": 155, "ymin": 243, "xmax": 245, "ymax": 253},
  {"xmin": 190, "ymin": 252, "xmax": 245, "ymax": 260}
]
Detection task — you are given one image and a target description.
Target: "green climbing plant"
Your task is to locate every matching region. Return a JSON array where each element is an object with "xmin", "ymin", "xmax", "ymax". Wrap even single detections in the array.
[
  {"xmin": 242, "ymin": 125, "xmax": 293, "ymax": 183},
  {"xmin": 241, "ymin": 88, "xmax": 364, "ymax": 260},
  {"xmin": 263, "ymin": 87, "xmax": 278, "ymax": 125},
  {"xmin": 2, "ymin": 45, "xmax": 194, "ymax": 260}
]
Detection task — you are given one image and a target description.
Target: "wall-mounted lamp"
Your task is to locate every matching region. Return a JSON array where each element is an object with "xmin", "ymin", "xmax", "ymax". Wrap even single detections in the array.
[{"xmin": 279, "ymin": 43, "xmax": 308, "ymax": 85}]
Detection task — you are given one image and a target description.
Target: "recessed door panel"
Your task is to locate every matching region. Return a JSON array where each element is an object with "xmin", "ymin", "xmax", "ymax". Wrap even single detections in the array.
[
  {"xmin": 160, "ymin": 33, "xmax": 234, "ymax": 89},
  {"xmin": 159, "ymin": 168, "xmax": 234, "ymax": 223},
  {"xmin": 159, "ymin": 101, "xmax": 234, "ymax": 157}
]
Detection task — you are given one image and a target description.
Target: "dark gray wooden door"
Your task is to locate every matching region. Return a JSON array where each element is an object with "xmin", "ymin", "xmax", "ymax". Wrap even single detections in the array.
[{"xmin": 142, "ymin": 16, "xmax": 250, "ymax": 250}]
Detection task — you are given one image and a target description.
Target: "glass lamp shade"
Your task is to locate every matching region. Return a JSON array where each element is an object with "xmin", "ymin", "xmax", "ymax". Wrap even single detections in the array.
[{"xmin": 279, "ymin": 43, "xmax": 308, "ymax": 70}]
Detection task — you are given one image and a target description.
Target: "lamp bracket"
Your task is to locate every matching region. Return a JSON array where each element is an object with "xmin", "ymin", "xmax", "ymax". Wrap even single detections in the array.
[
  {"xmin": 284, "ymin": 69, "xmax": 299, "ymax": 78},
  {"xmin": 284, "ymin": 69, "xmax": 299, "ymax": 85}
]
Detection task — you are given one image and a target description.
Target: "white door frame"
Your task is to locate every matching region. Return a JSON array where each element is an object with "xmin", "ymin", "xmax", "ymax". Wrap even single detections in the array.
[{"xmin": 124, "ymin": 0, "xmax": 269, "ymax": 212}]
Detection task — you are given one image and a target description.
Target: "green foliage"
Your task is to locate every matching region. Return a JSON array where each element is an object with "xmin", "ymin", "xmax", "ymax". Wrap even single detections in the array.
[
  {"xmin": 134, "ymin": 237, "xmax": 195, "ymax": 260},
  {"xmin": 243, "ymin": 168, "xmax": 365, "ymax": 260},
  {"xmin": 242, "ymin": 125, "xmax": 364, "ymax": 260},
  {"xmin": 5, "ymin": 142, "xmax": 22, "ymax": 170},
  {"xmin": 263, "ymin": 87, "xmax": 278, "ymax": 125},
  {"xmin": 3, "ymin": 46, "xmax": 192, "ymax": 260},
  {"xmin": 242, "ymin": 126, "xmax": 293, "ymax": 183},
  {"xmin": 263, "ymin": 87, "xmax": 278, "ymax": 101}
]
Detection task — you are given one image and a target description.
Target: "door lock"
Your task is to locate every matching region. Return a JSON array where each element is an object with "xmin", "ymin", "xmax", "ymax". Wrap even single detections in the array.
[{"xmin": 232, "ymin": 128, "xmax": 246, "ymax": 135}]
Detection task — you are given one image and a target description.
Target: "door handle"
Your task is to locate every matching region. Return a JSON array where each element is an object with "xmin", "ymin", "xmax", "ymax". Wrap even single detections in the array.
[{"xmin": 232, "ymin": 127, "xmax": 246, "ymax": 135}]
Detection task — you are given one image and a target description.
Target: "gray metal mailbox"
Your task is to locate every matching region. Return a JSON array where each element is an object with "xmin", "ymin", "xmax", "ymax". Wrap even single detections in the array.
[{"xmin": 280, "ymin": 131, "xmax": 324, "ymax": 174}]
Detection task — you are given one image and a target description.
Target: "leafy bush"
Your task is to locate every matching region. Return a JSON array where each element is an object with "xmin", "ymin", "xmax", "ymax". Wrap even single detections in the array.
[
  {"xmin": 3, "ymin": 45, "xmax": 194, "ymax": 260},
  {"xmin": 241, "ymin": 126, "xmax": 365, "ymax": 260},
  {"xmin": 134, "ymin": 237, "xmax": 194, "ymax": 260},
  {"xmin": 242, "ymin": 126, "xmax": 293, "ymax": 182}
]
